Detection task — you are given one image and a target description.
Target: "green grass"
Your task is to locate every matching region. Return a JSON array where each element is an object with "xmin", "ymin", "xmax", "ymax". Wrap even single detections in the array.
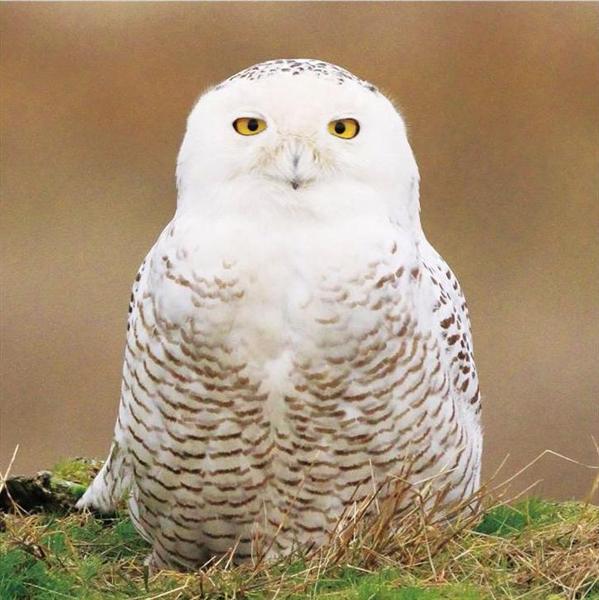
[
  {"xmin": 0, "ymin": 460, "xmax": 597, "ymax": 599},
  {"xmin": 474, "ymin": 496, "xmax": 580, "ymax": 536}
]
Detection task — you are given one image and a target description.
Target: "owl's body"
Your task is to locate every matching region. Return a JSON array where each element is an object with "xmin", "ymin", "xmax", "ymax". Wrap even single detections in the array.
[{"xmin": 79, "ymin": 59, "xmax": 482, "ymax": 570}]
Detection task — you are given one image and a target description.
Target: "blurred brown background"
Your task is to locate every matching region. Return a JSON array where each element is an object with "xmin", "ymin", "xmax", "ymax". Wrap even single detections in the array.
[{"xmin": 1, "ymin": 3, "xmax": 598, "ymax": 500}]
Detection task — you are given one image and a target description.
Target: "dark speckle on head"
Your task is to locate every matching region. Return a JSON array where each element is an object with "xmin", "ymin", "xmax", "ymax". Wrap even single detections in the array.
[{"xmin": 214, "ymin": 58, "xmax": 379, "ymax": 94}]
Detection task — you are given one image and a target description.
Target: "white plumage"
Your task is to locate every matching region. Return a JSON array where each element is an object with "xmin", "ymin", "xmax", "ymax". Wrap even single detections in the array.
[{"xmin": 78, "ymin": 59, "xmax": 482, "ymax": 570}]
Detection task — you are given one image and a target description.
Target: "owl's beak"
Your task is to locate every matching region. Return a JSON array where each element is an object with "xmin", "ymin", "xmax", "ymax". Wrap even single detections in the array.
[
  {"xmin": 287, "ymin": 174, "xmax": 314, "ymax": 190},
  {"xmin": 289, "ymin": 163, "xmax": 310, "ymax": 190},
  {"xmin": 285, "ymin": 142, "xmax": 315, "ymax": 190},
  {"xmin": 265, "ymin": 136, "xmax": 317, "ymax": 191}
]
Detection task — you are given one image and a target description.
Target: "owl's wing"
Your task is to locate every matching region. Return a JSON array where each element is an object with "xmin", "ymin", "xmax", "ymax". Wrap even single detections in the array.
[
  {"xmin": 420, "ymin": 240, "xmax": 481, "ymax": 420},
  {"xmin": 77, "ymin": 259, "xmax": 149, "ymax": 513}
]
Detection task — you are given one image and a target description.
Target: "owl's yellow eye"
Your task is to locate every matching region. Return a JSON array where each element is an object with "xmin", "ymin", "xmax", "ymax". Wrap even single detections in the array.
[
  {"xmin": 233, "ymin": 117, "xmax": 267, "ymax": 136},
  {"xmin": 328, "ymin": 118, "xmax": 360, "ymax": 139}
]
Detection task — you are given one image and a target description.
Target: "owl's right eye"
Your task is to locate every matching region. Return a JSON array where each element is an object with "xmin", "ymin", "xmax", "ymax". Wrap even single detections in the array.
[{"xmin": 233, "ymin": 117, "xmax": 267, "ymax": 136}]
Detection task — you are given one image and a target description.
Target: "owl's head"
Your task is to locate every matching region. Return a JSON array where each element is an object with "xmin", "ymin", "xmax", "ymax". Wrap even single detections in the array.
[{"xmin": 176, "ymin": 59, "xmax": 420, "ymax": 225}]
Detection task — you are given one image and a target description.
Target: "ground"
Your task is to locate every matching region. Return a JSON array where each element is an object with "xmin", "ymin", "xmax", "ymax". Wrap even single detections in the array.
[{"xmin": 0, "ymin": 459, "xmax": 597, "ymax": 599}]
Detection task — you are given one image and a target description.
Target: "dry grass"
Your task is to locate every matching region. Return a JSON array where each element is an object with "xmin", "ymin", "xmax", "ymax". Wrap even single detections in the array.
[{"xmin": 0, "ymin": 453, "xmax": 597, "ymax": 600}]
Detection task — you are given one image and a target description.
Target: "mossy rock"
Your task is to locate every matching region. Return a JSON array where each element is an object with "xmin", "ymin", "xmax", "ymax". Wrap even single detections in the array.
[{"xmin": 0, "ymin": 458, "xmax": 100, "ymax": 514}]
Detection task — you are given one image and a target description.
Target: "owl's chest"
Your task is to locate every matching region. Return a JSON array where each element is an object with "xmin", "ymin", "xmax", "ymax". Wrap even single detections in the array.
[{"xmin": 150, "ymin": 218, "xmax": 420, "ymax": 366}]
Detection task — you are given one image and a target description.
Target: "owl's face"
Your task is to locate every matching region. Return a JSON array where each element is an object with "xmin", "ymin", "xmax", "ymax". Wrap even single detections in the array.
[{"xmin": 176, "ymin": 60, "xmax": 419, "ymax": 221}]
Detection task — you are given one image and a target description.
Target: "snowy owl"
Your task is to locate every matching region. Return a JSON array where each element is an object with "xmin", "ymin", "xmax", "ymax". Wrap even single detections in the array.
[{"xmin": 78, "ymin": 59, "xmax": 482, "ymax": 570}]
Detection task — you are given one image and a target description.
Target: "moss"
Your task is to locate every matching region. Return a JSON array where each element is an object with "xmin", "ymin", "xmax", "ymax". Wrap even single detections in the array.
[
  {"xmin": 472, "ymin": 496, "xmax": 594, "ymax": 537},
  {"xmin": 52, "ymin": 458, "xmax": 102, "ymax": 487},
  {"xmin": 300, "ymin": 569, "xmax": 483, "ymax": 599}
]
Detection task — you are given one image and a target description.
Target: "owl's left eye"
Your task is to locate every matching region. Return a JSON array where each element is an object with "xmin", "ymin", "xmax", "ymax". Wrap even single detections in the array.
[
  {"xmin": 233, "ymin": 117, "xmax": 267, "ymax": 136},
  {"xmin": 328, "ymin": 118, "xmax": 360, "ymax": 139}
]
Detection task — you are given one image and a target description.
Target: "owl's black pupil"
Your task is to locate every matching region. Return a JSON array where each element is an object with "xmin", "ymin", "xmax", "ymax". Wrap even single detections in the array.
[
  {"xmin": 247, "ymin": 119, "xmax": 259, "ymax": 132},
  {"xmin": 334, "ymin": 121, "xmax": 346, "ymax": 134}
]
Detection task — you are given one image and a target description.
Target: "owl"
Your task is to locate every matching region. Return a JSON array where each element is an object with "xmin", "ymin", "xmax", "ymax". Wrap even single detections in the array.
[{"xmin": 78, "ymin": 59, "xmax": 482, "ymax": 571}]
